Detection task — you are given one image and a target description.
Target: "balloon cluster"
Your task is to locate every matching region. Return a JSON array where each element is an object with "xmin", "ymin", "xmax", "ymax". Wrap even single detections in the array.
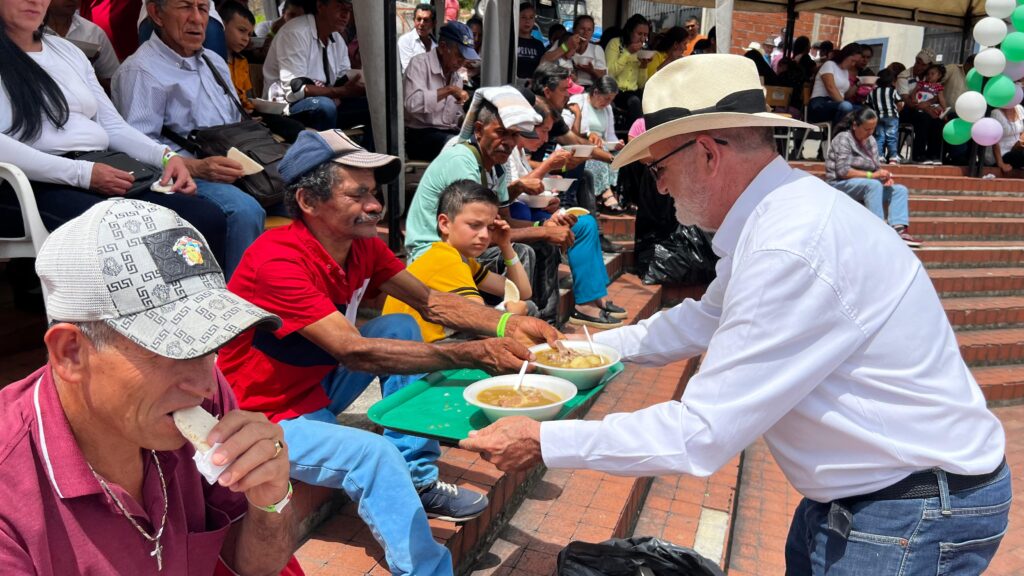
[{"xmin": 944, "ymin": 0, "xmax": 1024, "ymax": 146}]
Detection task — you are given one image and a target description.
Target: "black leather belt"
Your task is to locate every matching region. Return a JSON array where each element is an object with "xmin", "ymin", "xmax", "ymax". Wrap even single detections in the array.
[{"xmin": 847, "ymin": 458, "xmax": 1007, "ymax": 503}]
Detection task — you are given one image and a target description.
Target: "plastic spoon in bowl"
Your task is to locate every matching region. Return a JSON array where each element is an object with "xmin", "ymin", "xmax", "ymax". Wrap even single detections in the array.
[
  {"xmin": 583, "ymin": 325, "xmax": 596, "ymax": 354},
  {"xmin": 513, "ymin": 359, "xmax": 529, "ymax": 392}
]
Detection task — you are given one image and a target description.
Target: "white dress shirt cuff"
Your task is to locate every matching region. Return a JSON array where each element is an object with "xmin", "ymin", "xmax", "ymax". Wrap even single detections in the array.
[{"xmin": 540, "ymin": 419, "xmax": 601, "ymax": 469}]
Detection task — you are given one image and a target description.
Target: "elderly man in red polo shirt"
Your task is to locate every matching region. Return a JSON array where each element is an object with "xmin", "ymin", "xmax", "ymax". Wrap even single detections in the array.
[{"xmin": 0, "ymin": 199, "xmax": 295, "ymax": 575}]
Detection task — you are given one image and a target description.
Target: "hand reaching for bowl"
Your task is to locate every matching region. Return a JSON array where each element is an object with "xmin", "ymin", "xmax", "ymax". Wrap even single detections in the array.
[
  {"xmin": 460, "ymin": 416, "xmax": 543, "ymax": 472},
  {"xmin": 504, "ymin": 314, "xmax": 562, "ymax": 348}
]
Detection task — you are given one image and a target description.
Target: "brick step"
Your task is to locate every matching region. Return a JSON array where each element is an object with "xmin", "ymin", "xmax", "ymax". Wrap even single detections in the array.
[
  {"xmin": 911, "ymin": 217, "xmax": 1024, "ymax": 240},
  {"xmin": 796, "ymin": 168, "xmax": 1024, "ymax": 196},
  {"xmin": 958, "ymin": 328, "xmax": 1024, "ymax": 367},
  {"xmin": 556, "ymin": 253, "xmax": 627, "ymax": 326},
  {"xmin": 468, "ymin": 357, "xmax": 702, "ymax": 575},
  {"xmin": 791, "ymin": 161, "xmax": 1024, "ymax": 179},
  {"xmin": 598, "ymin": 214, "xmax": 636, "ymax": 239},
  {"xmin": 929, "ymin": 267, "xmax": 1024, "ymax": 297},
  {"xmin": 293, "ymin": 273, "xmax": 666, "ymax": 575},
  {"xmin": 910, "ymin": 195, "xmax": 1024, "ymax": 217},
  {"xmin": 630, "ymin": 457, "xmax": 741, "ymax": 570},
  {"xmin": 916, "ymin": 242, "xmax": 1024, "ymax": 269},
  {"xmin": 944, "ymin": 296, "xmax": 1024, "ymax": 329},
  {"xmin": 972, "ymin": 364, "xmax": 1024, "ymax": 403}
]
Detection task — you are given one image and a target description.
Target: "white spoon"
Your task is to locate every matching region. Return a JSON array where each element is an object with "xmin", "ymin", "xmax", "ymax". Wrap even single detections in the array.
[
  {"xmin": 583, "ymin": 325, "xmax": 596, "ymax": 354},
  {"xmin": 513, "ymin": 359, "xmax": 529, "ymax": 392}
]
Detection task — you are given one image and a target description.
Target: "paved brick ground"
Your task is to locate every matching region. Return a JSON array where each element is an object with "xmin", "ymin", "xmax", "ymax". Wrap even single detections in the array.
[{"xmin": 727, "ymin": 403, "xmax": 1024, "ymax": 575}]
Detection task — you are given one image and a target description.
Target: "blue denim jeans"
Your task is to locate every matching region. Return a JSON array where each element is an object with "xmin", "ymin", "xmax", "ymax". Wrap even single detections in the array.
[
  {"xmin": 876, "ymin": 116, "xmax": 900, "ymax": 161},
  {"xmin": 830, "ymin": 178, "xmax": 910, "ymax": 227},
  {"xmin": 194, "ymin": 179, "xmax": 264, "ymax": 279},
  {"xmin": 288, "ymin": 97, "xmax": 337, "ymax": 131},
  {"xmin": 279, "ymin": 314, "xmax": 450, "ymax": 576},
  {"xmin": 785, "ymin": 463, "xmax": 1011, "ymax": 575},
  {"xmin": 808, "ymin": 97, "xmax": 859, "ymax": 125}
]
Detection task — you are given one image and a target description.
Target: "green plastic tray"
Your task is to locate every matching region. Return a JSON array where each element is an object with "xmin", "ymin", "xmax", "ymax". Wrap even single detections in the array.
[{"xmin": 367, "ymin": 363, "xmax": 624, "ymax": 445}]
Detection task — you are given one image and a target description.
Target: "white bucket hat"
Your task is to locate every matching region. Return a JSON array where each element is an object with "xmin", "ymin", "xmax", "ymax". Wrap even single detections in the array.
[{"xmin": 612, "ymin": 54, "xmax": 818, "ymax": 169}]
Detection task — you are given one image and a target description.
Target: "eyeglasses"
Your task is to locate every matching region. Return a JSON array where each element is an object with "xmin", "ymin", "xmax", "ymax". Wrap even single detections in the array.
[{"xmin": 646, "ymin": 137, "xmax": 728, "ymax": 181}]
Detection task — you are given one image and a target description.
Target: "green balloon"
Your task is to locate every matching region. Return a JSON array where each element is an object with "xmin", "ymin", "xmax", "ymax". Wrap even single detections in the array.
[
  {"xmin": 1003, "ymin": 31, "xmax": 1024, "ymax": 61},
  {"xmin": 1014, "ymin": 6, "xmax": 1024, "ymax": 30},
  {"xmin": 984, "ymin": 74, "xmax": 1016, "ymax": 107},
  {"xmin": 966, "ymin": 69, "xmax": 983, "ymax": 92},
  {"xmin": 943, "ymin": 118, "xmax": 973, "ymax": 146}
]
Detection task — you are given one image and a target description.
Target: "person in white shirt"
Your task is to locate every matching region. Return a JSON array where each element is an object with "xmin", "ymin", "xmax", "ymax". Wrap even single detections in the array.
[
  {"xmin": 569, "ymin": 15, "xmax": 605, "ymax": 88},
  {"xmin": 262, "ymin": 0, "xmax": 372, "ymax": 145},
  {"xmin": 461, "ymin": 55, "xmax": 1011, "ymax": 576},
  {"xmin": 807, "ymin": 43, "xmax": 862, "ymax": 125},
  {"xmin": 112, "ymin": 0, "xmax": 265, "ymax": 278},
  {"xmin": 44, "ymin": 0, "xmax": 119, "ymax": 89},
  {"xmin": 399, "ymin": 3, "xmax": 435, "ymax": 74}
]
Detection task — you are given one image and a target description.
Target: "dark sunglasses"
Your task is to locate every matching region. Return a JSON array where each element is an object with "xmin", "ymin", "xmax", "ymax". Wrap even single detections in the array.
[{"xmin": 646, "ymin": 137, "xmax": 728, "ymax": 181}]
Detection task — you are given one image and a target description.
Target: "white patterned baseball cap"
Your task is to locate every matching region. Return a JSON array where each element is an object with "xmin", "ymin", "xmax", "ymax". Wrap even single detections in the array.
[{"xmin": 35, "ymin": 199, "xmax": 281, "ymax": 359}]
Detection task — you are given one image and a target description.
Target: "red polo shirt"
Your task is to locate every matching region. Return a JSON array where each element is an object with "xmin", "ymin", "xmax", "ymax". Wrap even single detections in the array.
[
  {"xmin": 217, "ymin": 220, "xmax": 406, "ymax": 422},
  {"xmin": 0, "ymin": 366, "xmax": 248, "ymax": 575}
]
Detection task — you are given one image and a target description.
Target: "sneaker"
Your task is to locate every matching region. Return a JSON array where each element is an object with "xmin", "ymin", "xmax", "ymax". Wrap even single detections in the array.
[
  {"xmin": 925, "ymin": 159, "xmax": 941, "ymax": 166},
  {"xmin": 419, "ymin": 481, "xmax": 489, "ymax": 523},
  {"xmin": 894, "ymin": 226, "xmax": 922, "ymax": 248},
  {"xmin": 569, "ymin": 308, "xmax": 624, "ymax": 328},
  {"xmin": 888, "ymin": 156, "xmax": 901, "ymax": 165}
]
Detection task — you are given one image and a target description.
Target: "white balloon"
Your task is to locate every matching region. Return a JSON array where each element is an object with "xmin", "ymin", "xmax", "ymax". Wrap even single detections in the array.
[
  {"xmin": 986, "ymin": 0, "xmax": 1016, "ymax": 19},
  {"xmin": 956, "ymin": 91, "xmax": 989, "ymax": 122},
  {"xmin": 974, "ymin": 16, "xmax": 1009, "ymax": 47},
  {"xmin": 975, "ymin": 47, "xmax": 1008, "ymax": 77}
]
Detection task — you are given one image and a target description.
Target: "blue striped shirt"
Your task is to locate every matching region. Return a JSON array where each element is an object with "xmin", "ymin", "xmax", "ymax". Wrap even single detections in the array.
[{"xmin": 112, "ymin": 33, "xmax": 242, "ymax": 155}]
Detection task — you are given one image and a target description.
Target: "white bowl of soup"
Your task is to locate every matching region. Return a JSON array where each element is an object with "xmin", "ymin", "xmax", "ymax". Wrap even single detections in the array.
[
  {"xmin": 529, "ymin": 341, "xmax": 620, "ymax": 390},
  {"xmin": 522, "ymin": 190, "xmax": 558, "ymax": 208},
  {"xmin": 463, "ymin": 374, "xmax": 577, "ymax": 422}
]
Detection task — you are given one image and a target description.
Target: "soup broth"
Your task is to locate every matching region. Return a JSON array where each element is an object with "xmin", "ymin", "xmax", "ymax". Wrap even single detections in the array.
[
  {"xmin": 535, "ymin": 347, "xmax": 610, "ymax": 369},
  {"xmin": 477, "ymin": 385, "xmax": 561, "ymax": 408}
]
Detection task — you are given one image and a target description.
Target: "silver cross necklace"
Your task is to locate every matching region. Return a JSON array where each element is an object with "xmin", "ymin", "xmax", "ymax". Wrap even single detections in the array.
[{"xmin": 89, "ymin": 450, "xmax": 168, "ymax": 571}]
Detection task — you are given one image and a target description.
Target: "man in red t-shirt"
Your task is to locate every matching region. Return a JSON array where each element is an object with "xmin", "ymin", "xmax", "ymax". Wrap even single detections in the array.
[{"xmin": 217, "ymin": 129, "xmax": 559, "ymax": 576}]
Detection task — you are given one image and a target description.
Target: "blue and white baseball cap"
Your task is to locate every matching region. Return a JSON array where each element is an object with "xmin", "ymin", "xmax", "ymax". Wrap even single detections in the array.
[{"xmin": 278, "ymin": 129, "xmax": 403, "ymax": 185}]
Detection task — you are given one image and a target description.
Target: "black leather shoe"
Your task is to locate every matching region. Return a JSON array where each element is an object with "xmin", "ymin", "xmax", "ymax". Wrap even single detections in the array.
[
  {"xmin": 569, "ymin": 308, "xmax": 624, "ymax": 328},
  {"xmin": 600, "ymin": 300, "xmax": 627, "ymax": 319}
]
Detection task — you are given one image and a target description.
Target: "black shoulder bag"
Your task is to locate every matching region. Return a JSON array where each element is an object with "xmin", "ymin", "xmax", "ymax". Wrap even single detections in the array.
[{"xmin": 161, "ymin": 54, "xmax": 287, "ymax": 207}]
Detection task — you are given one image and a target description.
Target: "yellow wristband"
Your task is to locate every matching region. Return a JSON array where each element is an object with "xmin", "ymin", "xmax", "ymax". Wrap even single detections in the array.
[
  {"xmin": 496, "ymin": 312, "xmax": 513, "ymax": 337},
  {"xmin": 866, "ymin": 171, "xmax": 873, "ymax": 179}
]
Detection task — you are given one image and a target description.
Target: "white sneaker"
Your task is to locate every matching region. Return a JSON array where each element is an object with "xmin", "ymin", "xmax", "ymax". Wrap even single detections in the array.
[{"xmin": 888, "ymin": 157, "xmax": 901, "ymax": 165}]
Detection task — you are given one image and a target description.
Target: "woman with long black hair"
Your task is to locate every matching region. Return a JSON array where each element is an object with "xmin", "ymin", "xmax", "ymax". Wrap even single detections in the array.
[
  {"xmin": 604, "ymin": 13, "xmax": 651, "ymax": 128},
  {"xmin": 0, "ymin": 0, "xmax": 238, "ymax": 272}
]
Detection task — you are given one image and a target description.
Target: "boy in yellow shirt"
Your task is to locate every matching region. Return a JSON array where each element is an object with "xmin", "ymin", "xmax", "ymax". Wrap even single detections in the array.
[{"xmin": 384, "ymin": 180, "xmax": 533, "ymax": 342}]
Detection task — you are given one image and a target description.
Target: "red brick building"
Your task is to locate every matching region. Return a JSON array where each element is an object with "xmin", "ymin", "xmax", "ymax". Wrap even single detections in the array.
[{"xmin": 729, "ymin": 11, "xmax": 842, "ymax": 54}]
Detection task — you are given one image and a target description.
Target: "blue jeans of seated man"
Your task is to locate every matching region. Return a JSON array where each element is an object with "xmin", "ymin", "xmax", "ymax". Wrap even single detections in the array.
[
  {"xmin": 194, "ymin": 179, "xmax": 265, "ymax": 279},
  {"xmin": 289, "ymin": 96, "xmax": 376, "ymax": 150},
  {"xmin": 875, "ymin": 116, "xmax": 900, "ymax": 160},
  {"xmin": 808, "ymin": 96, "xmax": 858, "ymax": 125},
  {"xmin": 784, "ymin": 463, "xmax": 1011, "ymax": 575},
  {"xmin": 279, "ymin": 314, "xmax": 448, "ymax": 576},
  {"xmin": 830, "ymin": 178, "xmax": 910, "ymax": 228},
  {"xmin": 508, "ymin": 205, "xmax": 609, "ymax": 305}
]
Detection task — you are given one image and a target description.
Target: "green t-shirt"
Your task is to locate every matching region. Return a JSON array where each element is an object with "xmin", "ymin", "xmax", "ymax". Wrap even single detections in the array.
[{"xmin": 404, "ymin": 143, "xmax": 509, "ymax": 262}]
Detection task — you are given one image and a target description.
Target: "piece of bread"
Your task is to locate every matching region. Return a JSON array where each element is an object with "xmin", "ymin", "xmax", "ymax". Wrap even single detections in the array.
[
  {"xmin": 173, "ymin": 406, "xmax": 219, "ymax": 453},
  {"xmin": 504, "ymin": 278, "xmax": 520, "ymax": 303}
]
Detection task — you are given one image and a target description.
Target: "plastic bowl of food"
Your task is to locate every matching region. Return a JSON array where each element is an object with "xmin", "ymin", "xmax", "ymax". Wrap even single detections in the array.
[
  {"xmin": 463, "ymin": 374, "xmax": 578, "ymax": 422},
  {"xmin": 522, "ymin": 191, "xmax": 557, "ymax": 208},
  {"xmin": 542, "ymin": 177, "xmax": 575, "ymax": 192},
  {"xmin": 564, "ymin": 144, "xmax": 596, "ymax": 158},
  {"xmin": 529, "ymin": 341, "xmax": 621, "ymax": 390},
  {"xmin": 636, "ymin": 49, "xmax": 657, "ymax": 60},
  {"xmin": 858, "ymin": 75, "xmax": 878, "ymax": 85}
]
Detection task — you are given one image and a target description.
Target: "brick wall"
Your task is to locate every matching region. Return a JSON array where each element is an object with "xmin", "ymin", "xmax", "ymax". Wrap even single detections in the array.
[{"xmin": 729, "ymin": 11, "xmax": 842, "ymax": 54}]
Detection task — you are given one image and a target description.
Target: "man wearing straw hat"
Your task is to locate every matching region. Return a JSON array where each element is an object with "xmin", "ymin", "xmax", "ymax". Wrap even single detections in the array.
[{"xmin": 461, "ymin": 54, "xmax": 1010, "ymax": 574}]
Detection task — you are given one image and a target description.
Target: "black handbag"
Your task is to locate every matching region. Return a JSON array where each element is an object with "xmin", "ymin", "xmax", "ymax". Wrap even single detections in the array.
[
  {"xmin": 162, "ymin": 55, "xmax": 287, "ymax": 207},
  {"xmin": 73, "ymin": 151, "xmax": 158, "ymax": 197}
]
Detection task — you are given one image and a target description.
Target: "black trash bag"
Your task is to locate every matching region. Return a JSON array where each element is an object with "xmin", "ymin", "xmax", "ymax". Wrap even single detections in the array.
[
  {"xmin": 639, "ymin": 225, "xmax": 718, "ymax": 286},
  {"xmin": 557, "ymin": 536, "xmax": 725, "ymax": 576}
]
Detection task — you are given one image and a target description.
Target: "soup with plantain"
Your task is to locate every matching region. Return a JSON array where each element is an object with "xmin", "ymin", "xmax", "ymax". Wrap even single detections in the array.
[
  {"xmin": 477, "ymin": 386, "xmax": 562, "ymax": 408},
  {"xmin": 535, "ymin": 347, "xmax": 611, "ymax": 369}
]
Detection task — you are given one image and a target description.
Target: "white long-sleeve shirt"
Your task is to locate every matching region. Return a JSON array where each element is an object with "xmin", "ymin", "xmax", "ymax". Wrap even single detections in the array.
[
  {"xmin": 0, "ymin": 36, "xmax": 164, "ymax": 189},
  {"xmin": 541, "ymin": 156, "xmax": 1005, "ymax": 503},
  {"xmin": 262, "ymin": 15, "xmax": 350, "ymax": 100}
]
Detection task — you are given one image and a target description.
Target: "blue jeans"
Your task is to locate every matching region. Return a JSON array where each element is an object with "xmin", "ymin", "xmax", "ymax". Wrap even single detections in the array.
[
  {"xmin": 288, "ymin": 97, "xmax": 337, "ymax": 131},
  {"xmin": 279, "ymin": 314, "xmax": 449, "ymax": 576},
  {"xmin": 194, "ymin": 179, "xmax": 264, "ymax": 279},
  {"xmin": 808, "ymin": 97, "xmax": 858, "ymax": 125},
  {"xmin": 830, "ymin": 178, "xmax": 910, "ymax": 227},
  {"xmin": 785, "ymin": 463, "xmax": 1011, "ymax": 575},
  {"xmin": 876, "ymin": 116, "xmax": 900, "ymax": 160},
  {"xmin": 508, "ymin": 205, "xmax": 608, "ymax": 305}
]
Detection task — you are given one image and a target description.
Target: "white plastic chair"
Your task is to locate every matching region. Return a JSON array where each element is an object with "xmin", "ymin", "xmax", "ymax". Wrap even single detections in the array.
[{"xmin": 0, "ymin": 163, "xmax": 49, "ymax": 260}]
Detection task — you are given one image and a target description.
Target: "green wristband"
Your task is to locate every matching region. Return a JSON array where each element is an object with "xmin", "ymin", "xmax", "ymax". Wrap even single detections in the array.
[
  {"xmin": 496, "ymin": 312, "xmax": 513, "ymax": 337},
  {"xmin": 866, "ymin": 171, "xmax": 873, "ymax": 179},
  {"xmin": 560, "ymin": 42, "xmax": 569, "ymax": 54}
]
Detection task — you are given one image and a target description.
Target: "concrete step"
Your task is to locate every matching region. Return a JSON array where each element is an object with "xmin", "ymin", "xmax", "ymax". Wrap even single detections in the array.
[
  {"xmin": 944, "ymin": 296, "xmax": 1024, "ymax": 329},
  {"xmin": 958, "ymin": 328, "xmax": 1024, "ymax": 367},
  {"xmin": 910, "ymin": 195, "xmax": 1024, "ymax": 217},
  {"xmin": 929, "ymin": 267, "xmax": 1024, "ymax": 297},
  {"xmin": 972, "ymin": 364, "xmax": 1024, "ymax": 404},
  {"xmin": 293, "ymin": 273, "xmax": 668, "ymax": 575},
  {"xmin": 916, "ymin": 242, "xmax": 1024, "ymax": 269},
  {"xmin": 912, "ymin": 217, "xmax": 1024, "ymax": 241}
]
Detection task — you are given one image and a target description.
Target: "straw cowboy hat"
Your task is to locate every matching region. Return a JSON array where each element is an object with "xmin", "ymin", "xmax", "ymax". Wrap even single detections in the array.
[{"xmin": 611, "ymin": 54, "xmax": 817, "ymax": 169}]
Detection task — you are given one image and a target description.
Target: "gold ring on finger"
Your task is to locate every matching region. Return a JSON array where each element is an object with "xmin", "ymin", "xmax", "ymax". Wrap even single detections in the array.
[{"xmin": 273, "ymin": 440, "xmax": 283, "ymax": 459}]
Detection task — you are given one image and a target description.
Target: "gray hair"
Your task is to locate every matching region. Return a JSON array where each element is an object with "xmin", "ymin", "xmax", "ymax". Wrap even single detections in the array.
[
  {"xmin": 70, "ymin": 321, "xmax": 119, "ymax": 349},
  {"xmin": 285, "ymin": 162, "xmax": 346, "ymax": 218},
  {"xmin": 531, "ymin": 62, "xmax": 571, "ymax": 96},
  {"xmin": 708, "ymin": 127, "xmax": 776, "ymax": 152}
]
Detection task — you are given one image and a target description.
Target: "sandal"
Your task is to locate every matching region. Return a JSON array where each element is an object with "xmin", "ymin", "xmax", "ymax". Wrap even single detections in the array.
[
  {"xmin": 598, "ymin": 191, "xmax": 627, "ymax": 215},
  {"xmin": 569, "ymin": 308, "xmax": 624, "ymax": 328},
  {"xmin": 600, "ymin": 300, "xmax": 627, "ymax": 319}
]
